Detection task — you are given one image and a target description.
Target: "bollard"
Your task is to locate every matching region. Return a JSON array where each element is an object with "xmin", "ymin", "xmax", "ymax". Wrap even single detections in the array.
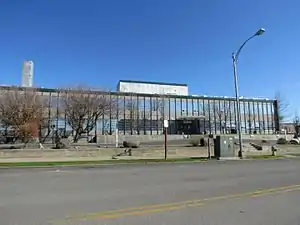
[
  {"xmin": 207, "ymin": 138, "xmax": 211, "ymax": 159},
  {"xmin": 271, "ymin": 146, "xmax": 277, "ymax": 156}
]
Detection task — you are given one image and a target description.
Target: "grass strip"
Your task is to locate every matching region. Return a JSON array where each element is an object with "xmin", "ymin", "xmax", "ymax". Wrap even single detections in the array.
[
  {"xmin": 0, "ymin": 157, "xmax": 208, "ymax": 168},
  {"xmin": 246, "ymin": 155, "xmax": 284, "ymax": 159}
]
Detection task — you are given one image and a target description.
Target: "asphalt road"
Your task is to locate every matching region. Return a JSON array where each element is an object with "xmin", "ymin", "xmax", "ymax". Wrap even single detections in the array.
[{"xmin": 1, "ymin": 158, "xmax": 300, "ymax": 225}]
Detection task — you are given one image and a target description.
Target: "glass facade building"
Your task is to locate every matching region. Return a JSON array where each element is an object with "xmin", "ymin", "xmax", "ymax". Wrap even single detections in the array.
[{"xmin": 0, "ymin": 86, "xmax": 280, "ymax": 137}]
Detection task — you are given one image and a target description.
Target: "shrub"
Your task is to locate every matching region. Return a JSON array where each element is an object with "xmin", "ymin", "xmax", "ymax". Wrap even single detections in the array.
[
  {"xmin": 189, "ymin": 139, "xmax": 199, "ymax": 147},
  {"xmin": 52, "ymin": 141, "xmax": 67, "ymax": 149},
  {"xmin": 199, "ymin": 138, "xmax": 208, "ymax": 147},
  {"xmin": 277, "ymin": 138, "xmax": 287, "ymax": 145},
  {"xmin": 123, "ymin": 141, "xmax": 140, "ymax": 148}
]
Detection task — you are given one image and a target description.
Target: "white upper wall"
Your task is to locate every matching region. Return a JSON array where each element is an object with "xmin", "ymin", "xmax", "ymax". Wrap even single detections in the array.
[{"xmin": 117, "ymin": 80, "xmax": 188, "ymax": 96}]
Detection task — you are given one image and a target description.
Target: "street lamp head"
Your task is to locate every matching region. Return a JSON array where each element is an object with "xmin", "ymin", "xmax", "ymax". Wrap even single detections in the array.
[{"xmin": 255, "ymin": 28, "xmax": 265, "ymax": 36}]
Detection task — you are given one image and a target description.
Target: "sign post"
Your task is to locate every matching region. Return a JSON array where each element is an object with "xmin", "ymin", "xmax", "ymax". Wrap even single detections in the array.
[
  {"xmin": 163, "ymin": 120, "xmax": 169, "ymax": 160},
  {"xmin": 115, "ymin": 128, "xmax": 119, "ymax": 148}
]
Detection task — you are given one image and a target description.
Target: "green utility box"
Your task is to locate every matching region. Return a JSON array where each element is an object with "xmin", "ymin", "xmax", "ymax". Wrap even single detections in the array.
[{"xmin": 214, "ymin": 135, "xmax": 235, "ymax": 159}]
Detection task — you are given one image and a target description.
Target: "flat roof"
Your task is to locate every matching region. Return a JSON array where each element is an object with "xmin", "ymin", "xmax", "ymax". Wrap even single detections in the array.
[
  {"xmin": 118, "ymin": 80, "xmax": 188, "ymax": 87},
  {"xmin": 0, "ymin": 86, "xmax": 275, "ymax": 103}
]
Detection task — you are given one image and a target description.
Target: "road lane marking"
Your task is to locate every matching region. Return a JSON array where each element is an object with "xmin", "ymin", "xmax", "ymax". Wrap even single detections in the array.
[
  {"xmin": 83, "ymin": 184, "xmax": 300, "ymax": 217},
  {"xmin": 97, "ymin": 202, "xmax": 205, "ymax": 220},
  {"xmin": 93, "ymin": 186, "xmax": 300, "ymax": 220},
  {"xmin": 55, "ymin": 184, "xmax": 300, "ymax": 223},
  {"xmin": 252, "ymin": 186, "xmax": 300, "ymax": 197}
]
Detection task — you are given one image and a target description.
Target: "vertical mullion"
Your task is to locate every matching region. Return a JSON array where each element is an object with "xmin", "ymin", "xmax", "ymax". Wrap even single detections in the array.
[
  {"xmin": 224, "ymin": 100, "xmax": 227, "ymax": 134},
  {"xmin": 168, "ymin": 97, "xmax": 171, "ymax": 124},
  {"xmin": 130, "ymin": 94, "xmax": 133, "ymax": 135},
  {"xmin": 270, "ymin": 101, "xmax": 274, "ymax": 133},
  {"xmin": 233, "ymin": 98, "xmax": 237, "ymax": 133},
  {"xmin": 248, "ymin": 101, "xmax": 251, "ymax": 134},
  {"xmin": 197, "ymin": 99, "xmax": 200, "ymax": 116},
  {"xmin": 186, "ymin": 98, "xmax": 188, "ymax": 116},
  {"xmin": 219, "ymin": 100, "xmax": 222, "ymax": 134},
  {"xmin": 257, "ymin": 101, "xmax": 261, "ymax": 134},
  {"xmin": 150, "ymin": 96, "xmax": 153, "ymax": 135},
  {"xmin": 48, "ymin": 92, "xmax": 52, "ymax": 140},
  {"xmin": 143, "ymin": 96, "xmax": 146, "ymax": 135},
  {"xmin": 266, "ymin": 102, "xmax": 270, "ymax": 134},
  {"xmin": 156, "ymin": 96, "xmax": 159, "ymax": 134},
  {"xmin": 174, "ymin": 98, "xmax": 177, "ymax": 134},
  {"xmin": 252, "ymin": 101, "xmax": 256, "ymax": 134},
  {"xmin": 136, "ymin": 95, "xmax": 140, "ymax": 135},
  {"xmin": 39, "ymin": 91, "xmax": 44, "ymax": 141},
  {"xmin": 213, "ymin": 99, "xmax": 217, "ymax": 134},
  {"xmin": 123, "ymin": 95, "xmax": 126, "ymax": 135},
  {"xmin": 191, "ymin": 99, "xmax": 194, "ymax": 116},
  {"xmin": 261, "ymin": 102, "xmax": 265, "ymax": 134},
  {"xmin": 243, "ymin": 100, "xmax": 247, "ymax": 134},
  {"xmin": 174, "ymin": 98, "xmax": 177, "ymax": 120},
  {"xmin": 203, "ymin": 99, "xmax": 206, "ymax": 133},
  {"xmin": 109, "ymin": 93, "xmax": 112, "ymax": 135},
  {"xmin": 180, "ymin": 98, "xmax": 183, "ymax": 117},
  {"xmin": 208, "ymin": 99, "xmax": 211, "ymax": 134},
  {"xmin": 229, "ymin": 100, "xmax": 232, "ymax": 133},
  {"xmin": 56, "ymin": 92, "xmax": 59, "ymax": 139},
  {"xmin": 116, "ymin": 94, "xmax": 119, "ymax": 132}
]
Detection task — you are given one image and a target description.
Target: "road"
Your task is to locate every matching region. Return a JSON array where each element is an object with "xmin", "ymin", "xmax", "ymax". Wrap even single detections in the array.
[{"xmin": 1, "ymin": 158, "xmax": 300, "ymax": 225}]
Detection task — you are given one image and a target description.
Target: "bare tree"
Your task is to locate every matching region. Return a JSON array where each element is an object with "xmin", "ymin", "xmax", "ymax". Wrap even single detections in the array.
[
  {"xmin": 124, "ymin": 95, "xmax": 139, "ymax": 133},
  {"xmin": 215, "ymin": 102, "xmax": 231, "ymax": 123},
  {"xmin": 0, "ymin": 88, "xmax": 44, "ymax": 144},
  {"xmin": 156, "ymin": 94, "xmax": 169, "ymax": 120},
  {"xmin": 124, "ymin": 94, "xmax": 152, "ymax": 134},
  {"xmin": 61, "ymin": 87, "xmax": 116, "ymax": 143},
  {"xmin": 38, "ymin": 96, "xmax": 58, "ymax": 143},
  {"xmin": 275, "ymin": 91, "xmax": 290, "ymax": 123},
  {"xmin": 293, "ymin": 113, "xmax": 299, "ymax": 137},
  {"xmin": 204, "ymin": 101, "xmax": 232, "ymax": 133}
]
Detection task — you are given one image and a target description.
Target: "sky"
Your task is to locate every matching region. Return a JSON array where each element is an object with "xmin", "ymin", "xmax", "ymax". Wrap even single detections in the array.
[{"xmin": 0, "ymin": 0, "xmax": 299, "ymax": 119}]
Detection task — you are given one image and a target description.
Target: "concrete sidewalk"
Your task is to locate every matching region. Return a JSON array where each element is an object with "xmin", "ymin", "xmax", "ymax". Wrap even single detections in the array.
[
  {"xmin": 0, "ymin": 147, "xmax": 211, "ymax": 163},
  {"xmin": 0, "ymin": 145, "xmax": 298, "ymax": 163}
]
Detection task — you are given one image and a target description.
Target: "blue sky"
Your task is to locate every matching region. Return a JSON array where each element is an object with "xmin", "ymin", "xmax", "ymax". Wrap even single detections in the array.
[{"xmin": 0, "ymin": 0, "xmax": 299, "ymax": 117}]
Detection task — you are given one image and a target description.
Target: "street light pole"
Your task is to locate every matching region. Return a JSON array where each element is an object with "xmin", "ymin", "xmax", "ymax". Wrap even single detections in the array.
[
  {"xmin": 232, "ymin": 53, "xmax": 243, "ymax": 158},
  {"xmin": 232, "ymin": 28, "xmax": 265, "ymax": 159}
]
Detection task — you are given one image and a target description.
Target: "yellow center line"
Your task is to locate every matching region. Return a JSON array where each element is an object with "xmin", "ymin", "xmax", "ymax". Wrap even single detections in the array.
[
  {"xmin": 98, "ymin": 202, "xmax": 205, "ymax": 220},
  {"xmin": 93, "ymin": 186, "xmax": 300, "ymax": 220},
  {"xmin": 252, "ymin": 186, "xmax": 300, "ymax": 197},
  {"xmin": 54, "ymin": 184, "xmax": 300, "ymax": 223}
]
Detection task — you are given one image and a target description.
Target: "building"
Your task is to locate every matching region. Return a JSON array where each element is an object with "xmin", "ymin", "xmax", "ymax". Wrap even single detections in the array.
[
  {"xmin": 21, "ymin": 61, "xmax": 34, "ymax": 87},
  {"xmin": 117, "ymin": 80, "xmax": 188, "ymax": 96},
  {"xmin": 0, "ymin": 84, "xmax": 280, "ymax": 140}
]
